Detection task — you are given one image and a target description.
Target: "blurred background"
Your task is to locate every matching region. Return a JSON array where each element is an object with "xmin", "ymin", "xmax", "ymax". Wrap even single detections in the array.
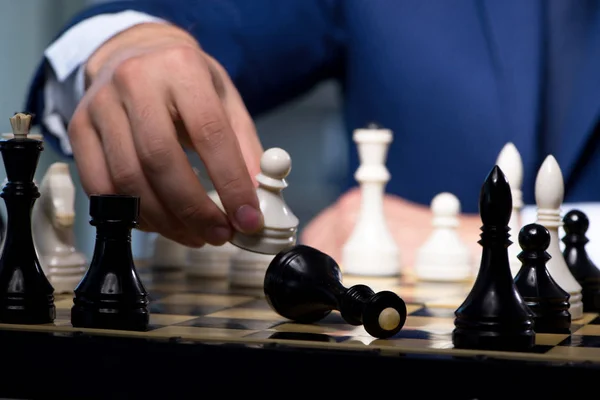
[{"xmin": 0, "ymin": 0, "xmax": 349, "ymax": 260}]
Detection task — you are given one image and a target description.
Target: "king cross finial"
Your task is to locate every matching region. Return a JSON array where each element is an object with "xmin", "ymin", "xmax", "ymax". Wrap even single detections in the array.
[{"xmin": 9, "ymin": 112, "xmax": 33, "ymax": 139}]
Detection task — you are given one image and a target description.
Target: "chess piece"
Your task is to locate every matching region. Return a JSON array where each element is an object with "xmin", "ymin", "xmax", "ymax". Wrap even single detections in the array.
[
  {"xmin": 187, "ymin": 190, "xmax": 238, "ymax": 278},
  {"xmin": 496, "ymin": 142, "xmax": 523, "ymax": 276},
  {"xmin": 71, "ymin": 194, "xmax": 149, "ymax": 331},
  {"xmin": 230, "ymin": 147, "xmax": 298, "ymax": 255},
  {"xmin": 342, "ymin": 123, "xmax": 400, "ymax": 276},
  {"xmin": 414, "ymin": 192, "xmax": 471, "ymax": 281},
  {"xmin": 0, "ymin": 113, "xmax": 55, "ymax": 324},
  {"xmin": 534, "ymin": 155, "xmax": 583, "ymax": 320},
  {"xmin": 514, "ymin": 223, "xmax": 571, "ymax": 333},
  {"xmin": 151, "ymin": 234, "xmax": 188, "ymax": 270},
  {"xmin": 32, "ymin": 162, "xmax": 87, "ymax": 293},
  {"xmin": 562, "ymin": 209, "xmax": 600, "ymax": 312},
  {"xmin": 453, "ymin": 165, "xmax": 534, "ymax": 351},
  {"xmin": 229, "ymin": 248, "xmax": 274, "ymax": 287},
  {"xmin": 264, "ymin": 244, "xmax": 407, "ymax": 339}
]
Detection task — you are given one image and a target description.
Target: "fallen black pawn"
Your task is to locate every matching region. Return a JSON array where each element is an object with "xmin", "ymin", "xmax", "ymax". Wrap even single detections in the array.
[{"xmin": 264, "ymin": 244, "xmax": 407, "ymax": 339}]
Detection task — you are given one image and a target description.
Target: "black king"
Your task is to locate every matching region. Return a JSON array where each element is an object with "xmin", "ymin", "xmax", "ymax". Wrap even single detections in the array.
[{"xmin": 0, "ymin": 112, "xmax": 55, "ymax": 324}]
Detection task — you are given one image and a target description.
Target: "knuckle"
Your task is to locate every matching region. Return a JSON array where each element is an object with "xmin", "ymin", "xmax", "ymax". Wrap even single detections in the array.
[
  {"xmin": 191, "ymin": 118, "xmax": 227, "ymax": 151},
  {"xmin": 164, "ymin": 45, "xmax": 202, "ymax": 68},
  {"xmin": 111, "ymin": 165, "xmax": 141, "ymax": 191},
  {"xmin": 138, "ymin": 138, "xmax": 173, "ymax": 174},
  {"xmin": 112, "ymin": 56, "xmax": 145, "ymax": 88}
]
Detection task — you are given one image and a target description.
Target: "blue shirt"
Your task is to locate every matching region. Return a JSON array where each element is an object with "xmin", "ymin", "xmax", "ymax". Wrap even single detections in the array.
[{"xmin": 25, "ymin": 0, "xmax": 600, "ymax": 213}]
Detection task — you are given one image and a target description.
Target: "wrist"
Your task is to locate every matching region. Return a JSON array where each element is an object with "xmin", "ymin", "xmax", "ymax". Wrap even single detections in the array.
[{"xmin": 84, "ymin": 22, "xmax": 199, "ymax": 85}]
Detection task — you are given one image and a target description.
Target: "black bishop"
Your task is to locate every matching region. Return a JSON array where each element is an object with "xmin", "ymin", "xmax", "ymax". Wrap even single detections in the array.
[{"xmin": 453, "ymin": 165, "xmax": 535, "ymax": 351}]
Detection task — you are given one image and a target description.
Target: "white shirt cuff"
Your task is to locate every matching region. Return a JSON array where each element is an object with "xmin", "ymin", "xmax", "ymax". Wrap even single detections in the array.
[{"xmin": 41, "ymin": 10, "xmax": 166, "ymax": 154}]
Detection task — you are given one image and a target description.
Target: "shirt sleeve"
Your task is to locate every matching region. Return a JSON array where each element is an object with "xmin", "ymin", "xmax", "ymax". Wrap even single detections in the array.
[{"xmin": 41, "ymin": 10, "xmax": 166, "ymax": 155}]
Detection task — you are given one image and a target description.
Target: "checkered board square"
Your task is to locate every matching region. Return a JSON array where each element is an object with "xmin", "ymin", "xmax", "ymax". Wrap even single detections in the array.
[{"xmin": 1, "ymin": 265, "xmax": 600, "ymax": 364}]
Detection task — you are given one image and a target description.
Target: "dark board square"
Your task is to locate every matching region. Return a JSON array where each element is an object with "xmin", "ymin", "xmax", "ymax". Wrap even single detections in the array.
[
  {"xmin": 244, "ymin": 329, "xmax": 351, "ymax": 343},
  {"xmin": 175, "ymin": 316, "xmax": 283, "ymax": 331},
  {"xmin": 588, "ymin": 316, "xmax": 600, "ymax": 325},
  {"xmin": 558, "ymin": 335, "xmax": 600, "ymax": 347},
  {"xmin": 148, "ymin": 303, "xmax": 226, "ymax": 316}
]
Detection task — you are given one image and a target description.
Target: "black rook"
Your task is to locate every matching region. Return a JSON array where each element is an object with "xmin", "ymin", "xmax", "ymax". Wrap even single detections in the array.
[{"xmin": 71, "ymin": 194, "xmax": 149, "ymax": 331}]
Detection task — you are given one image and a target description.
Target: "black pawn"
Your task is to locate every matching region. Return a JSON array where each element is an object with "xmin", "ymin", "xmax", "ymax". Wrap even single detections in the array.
[
  {"xmin": 514, "ymin": 223, "xmax": 571, "ymax": 333},
  {"xmin": 71, "ymin": 195, "xmax": 149, "ymax": 331},
  {"xmin": 0, "ymin": 113, "xmax": 55, "ymax": 324},
  {"xmin": 264, "ymin": 244, "xmax": 407, "ymax": 339},
  {"xmin": 562, "ymin": 209, "xmax": 600, "ymax": 311},
  {"xmin": 453, "ymin": 165, "xmax": 534, "ymax": 351}
]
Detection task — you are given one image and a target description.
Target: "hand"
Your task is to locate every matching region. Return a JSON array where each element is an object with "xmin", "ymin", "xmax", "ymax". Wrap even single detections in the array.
[
  {"xmin": 300, "ymin": 188, "xmax": 482, "ymax": 270},
  {"xmin": 68, "ymin": 22, "xmax": 264, "ymax": 247}
]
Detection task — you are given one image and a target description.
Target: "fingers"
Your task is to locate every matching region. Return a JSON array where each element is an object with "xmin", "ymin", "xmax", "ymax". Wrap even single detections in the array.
[
  {"xmin": 169, "ymin": 54, "xmax": 263, "ymax": 234},
  {"xmin": 87, "ymin": 85, "xmax": 204, "ymax": 247},
  {"xmin": 112, "ymin": 62, "xmax": 232, "ymax": 246}
]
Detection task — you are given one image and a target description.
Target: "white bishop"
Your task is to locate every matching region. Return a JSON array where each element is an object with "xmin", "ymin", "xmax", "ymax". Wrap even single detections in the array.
[{"xmin": 535, "ymin": 155, "xmax": 583, "ymax": 320}]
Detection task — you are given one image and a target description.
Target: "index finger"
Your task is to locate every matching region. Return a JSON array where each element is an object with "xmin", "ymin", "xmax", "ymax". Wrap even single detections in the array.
[{"xmin": 171, "ymin": 67, "xmax": 263, "ymax": 234}]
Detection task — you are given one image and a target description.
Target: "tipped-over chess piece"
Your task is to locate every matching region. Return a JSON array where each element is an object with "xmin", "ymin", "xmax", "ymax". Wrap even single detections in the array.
[
  {"xmin": 414, "ymin": 192, "xmax": 471, "ymax": 281},
  {"xmin": 563, "ymin": 209, "xmax": 600, "ymax": 312},
  {"xmin": 264, "ymin": 244, "xmax": 407, "ymax": 339},
  {"xmin": 535, "ymin": 155, "xmax": 583, "ymax": 319},
  {"xmin": 453, "ymin": 165, "xmax": 534, "ymax": 350},
  {"xmin": 32, "ymin": 162, "xmax": 87, "ymax": 293},
  {"xmin": 496, "ymin": 142, "xmax": 523, "ymax": 276},
  {"xmin": 230, "ymin": 148, "xmax": 298, "ymax": 255},
  {"xmin": 342, "ymin": 123, "xmax": 400, "ymax": 276},
  {"xmin": 0, "ymin": 112, "xmax": 55, "ymax": 324},
  {"xmin": 514, "ymin": 223, "xmax": 571, "ymax": 334},
  {"xmin": 71, "ymin": 195, "xmax": 149, "ymax": 331}
]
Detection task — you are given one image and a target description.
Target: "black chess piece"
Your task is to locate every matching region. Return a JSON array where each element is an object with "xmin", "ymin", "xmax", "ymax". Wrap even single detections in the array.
[
  {"xmin": 71, "ymin": 194, "xmax": 149, "ymax": 331},
  {"xmin": 514, "ymin": 223, "xmax": 571, "ymax": 333},
  {"xmin": 562, "ymin": 209, "xmax": 600, "ymax": 312},
  {"xmin": 452, "ymin": 165, "xmax": 535, "ymax": 351},
  {"xmin": 264, "ymin": 244, "xmax": 407, "ymax": 339},
  {"xmin": 0, "ymin": 113, "xmax": 55, "ymax": 324}
]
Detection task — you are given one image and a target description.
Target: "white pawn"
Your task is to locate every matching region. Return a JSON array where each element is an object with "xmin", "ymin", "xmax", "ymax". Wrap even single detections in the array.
[
  {"xmin": 151, "ymin": 234, "xmax": 188, "ymax": 269},
  {"xmin": 535, "ymin": 155, "xmax": 583, "ymax": 320},
  {"xmin": 229, "ymin": 249, "xmax": 275, "ymax": 288},
  {"xmin": 496, "ymin": 142, "xmax": 523, "ymax": 276},
  {"xmin": 414, "ymin": 193, "xmax": 471, "ymax": 281},
  {"xmin": 230, "ymin": 147, "xmax": 298, "ymax": 255},
  {"xmin": 187, "ymin": 190, "xmax": 238, "ymax": 279}
]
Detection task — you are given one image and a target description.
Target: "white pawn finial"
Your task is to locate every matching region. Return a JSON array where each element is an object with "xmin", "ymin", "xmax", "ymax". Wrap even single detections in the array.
[
  {"xmin": 534, "ymin": 154, "xmax": 583, "ymax": 319},
  {"xmin": 256, "ymin": 147, "xmax": 291, "ymax": 189},
  {"xmin": 230, "ymin": 147, "xmax": 298, "ymax": 255},
  {"xmin": 414, "ymin": 192, "xmax": 471, "ymax": 282}
]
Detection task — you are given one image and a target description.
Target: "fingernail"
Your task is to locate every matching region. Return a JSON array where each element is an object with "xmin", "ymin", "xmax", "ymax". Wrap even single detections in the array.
[
  {"xmin": 234, "ymin": 205, "xmax": 263, "ymax": 233},
  {"xmin": 211, "ymin": 225, "xmax": 232, "ymax": 243}
]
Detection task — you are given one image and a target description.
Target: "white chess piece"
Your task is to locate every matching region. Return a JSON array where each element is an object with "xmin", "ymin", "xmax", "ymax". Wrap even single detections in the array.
[
  {"xmin": 496, "ymin": 142, "xmax": 523, "ymax": 276},
  {"xmin": 151, "ymin": 234, "xmax": 188, "ymax": 269},
  {"xmin": 32, "ymin": 162, "xmax": 87, "ymax": 293},
  {"xmin": 187, "ymin": 190, "xmax": 238, "ymax": 278},
  {"xmin": 342, "ymin": 124, "xmax": 400, "ymax": 276},
  {"xmin": 229, "ymin": 248, "xmax": 274, "ymax": 288},
  {"xmin": 535, "ymin": 155, "xmax": 583, "ymax": 320},
  {"xmin": 230, "ymin": 147, "xmax": 298, "ymax": 255},
  {"xmin": 414, "ymin": 192, "xmax": 471, "ymax": 281}
]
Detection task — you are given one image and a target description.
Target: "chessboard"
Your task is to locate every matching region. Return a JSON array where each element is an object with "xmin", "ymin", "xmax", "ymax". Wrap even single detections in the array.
[{"xmin": 2, "ymin": 262, "xmax": 598, "ymax": 364}]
